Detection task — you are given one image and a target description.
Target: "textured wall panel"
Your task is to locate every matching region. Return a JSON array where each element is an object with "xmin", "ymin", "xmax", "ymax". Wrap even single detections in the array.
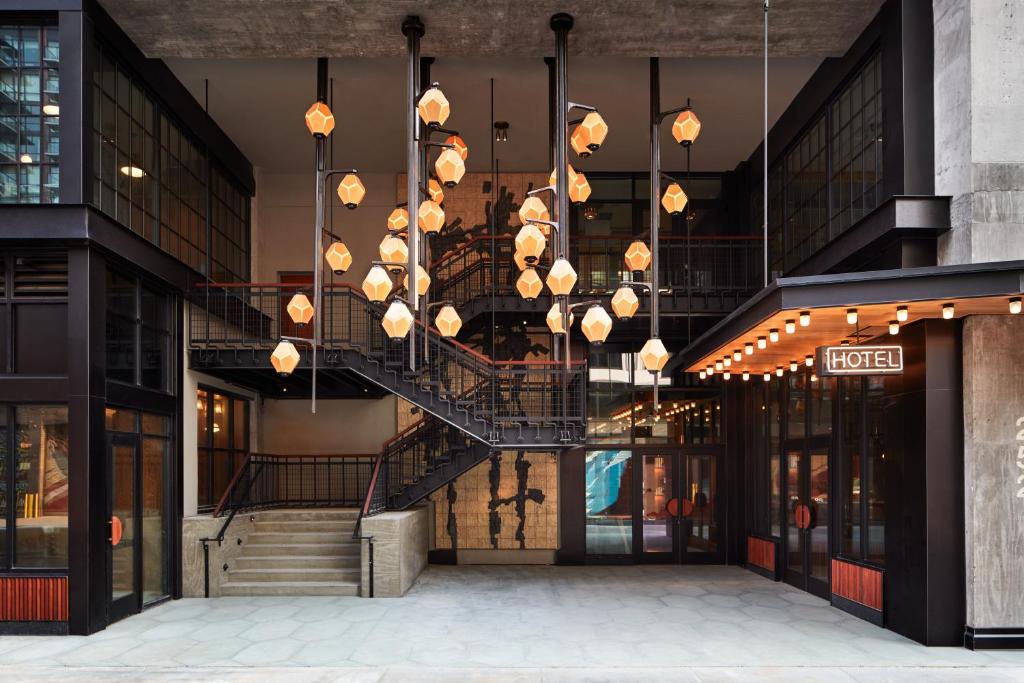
[{"xmin": 0, "ymin": 576, "xmax": 68, "ymax": 622}]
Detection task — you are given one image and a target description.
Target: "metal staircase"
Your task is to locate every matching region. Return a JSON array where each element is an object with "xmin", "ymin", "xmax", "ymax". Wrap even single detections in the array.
[{"xmin": 189, "ymin": 282, "xmax": 586, "ymax": 447}]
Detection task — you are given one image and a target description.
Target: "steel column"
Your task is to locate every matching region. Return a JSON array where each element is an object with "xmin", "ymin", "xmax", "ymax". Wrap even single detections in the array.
[{"xmin": 403, "ymin": 17, "xmax": 425, "ymax": 373}]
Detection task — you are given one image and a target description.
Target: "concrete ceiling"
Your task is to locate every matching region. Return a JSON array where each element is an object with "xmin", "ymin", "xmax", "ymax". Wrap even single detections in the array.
[
  {"xmin": 100, "ymin": 1, "xmax": 883, "ymax": 58},
  {"xmin": 167, "ymin": 55, "xmax": 823, "ymax": 174}
]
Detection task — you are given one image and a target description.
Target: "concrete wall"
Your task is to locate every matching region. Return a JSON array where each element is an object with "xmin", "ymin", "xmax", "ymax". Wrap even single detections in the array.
[
  {"xmin": 934, "ymin": 0, "xmax": 1024, "ymax": 265},
  {"xmin": 181, "ymin": 514, "xmax": 254, "ymax": 597},
  {"xmin": 259, "ymin": 396, "xmax": 396, "ymax": 455},
  {"xmin": 962, "ymin": 315, "xmax": 1024, "ymax": 629},
  {"xmin": 360, "ymin": 507, "xmax": 429, "ymax": 597}
]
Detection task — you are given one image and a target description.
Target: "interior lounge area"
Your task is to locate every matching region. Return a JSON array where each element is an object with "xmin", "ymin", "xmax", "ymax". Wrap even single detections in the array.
[{"xmin": 0, "ymin": 1, "xmax": 1023, "ymax": 670}]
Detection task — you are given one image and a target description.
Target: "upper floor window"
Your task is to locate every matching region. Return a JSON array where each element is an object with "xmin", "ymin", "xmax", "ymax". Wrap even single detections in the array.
[
  {"xmin": 0, "ymin": 24, "xmax": 60, "ymax": 204},
  {"xmin": 106, "ymin": 269, "xmax": 173, "ymax": 392}
]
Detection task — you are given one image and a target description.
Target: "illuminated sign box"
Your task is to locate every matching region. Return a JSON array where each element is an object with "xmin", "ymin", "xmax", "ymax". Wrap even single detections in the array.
[{"xmin": 816, "ymin": 344, "xmax": 903, "ymax": 376}]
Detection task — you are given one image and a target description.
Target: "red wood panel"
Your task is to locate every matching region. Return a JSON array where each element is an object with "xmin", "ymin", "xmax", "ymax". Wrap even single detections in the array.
[
  {"xmin": 0, "ymin": 576, "xmax": 69, "ymax": 621},
  {"xmin": 747, "ymin": 536, "xmax": 775, "ymax": 572},
  {"xmin": 831, "ymin": 559, "xmax": 883, "ymax": 611}
]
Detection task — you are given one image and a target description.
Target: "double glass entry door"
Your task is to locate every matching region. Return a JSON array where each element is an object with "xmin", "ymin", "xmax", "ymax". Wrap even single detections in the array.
[
  {"xmin": 784, "ymin": 439, "xmax": 830, "ymax": 597},
  {"xmin": 585, "ymin": 448, "xmax": 720, "ymax": 563}
]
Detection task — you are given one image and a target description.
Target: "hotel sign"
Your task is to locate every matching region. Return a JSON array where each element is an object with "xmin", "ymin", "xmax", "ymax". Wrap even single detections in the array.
[{"xmin": 816, "ymin": 345, "xmax": 903, "ymax": 377}]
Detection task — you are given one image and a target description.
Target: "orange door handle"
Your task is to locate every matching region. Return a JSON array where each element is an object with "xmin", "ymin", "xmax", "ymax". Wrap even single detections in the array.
[
  {"xmin": 794, "ymin": 504, "xmax": 812, "ymax": 530},
  {"xmin": 110, "ymin": 516, "xmax": 123, "ymax": 546}
]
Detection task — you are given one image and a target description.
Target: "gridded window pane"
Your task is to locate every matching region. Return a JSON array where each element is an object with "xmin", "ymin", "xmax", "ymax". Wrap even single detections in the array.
[
  {"xmin": 840, "ymin": 377, "xmax": 863, "ymax": 558},
  {"xmin": 210, "ymin": 165, "xmax": 250, "ymax": 282},
  {"xmin": 0, "ymin": 409, "xmax": 6, "ymax": 567},
  {"xmin": 866, "ymin": 377, "xmax": 887, "ymax": 563},
  {"xmin": 197, "ymin": 389, "xmax": 250, "ymax": 512},
  {"xmin": 106, "ymin": 270, "xmax": 137, "ymax": 384},
  {"xmin": 0, "ymin": 25, "xmax": 60, "ymax": 203},
  {"xmin": 14, "ymin": 405, "xmax": 68, "ymax": 568}
]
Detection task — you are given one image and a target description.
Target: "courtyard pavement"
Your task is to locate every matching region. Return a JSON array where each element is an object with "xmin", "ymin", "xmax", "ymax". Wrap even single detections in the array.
[{"xmin": 2, "ymin": 565, "xmax": 1024, "ymax": 681}]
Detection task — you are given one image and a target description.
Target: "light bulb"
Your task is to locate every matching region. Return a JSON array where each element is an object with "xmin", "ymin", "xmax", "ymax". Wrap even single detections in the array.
[
  {"xmin": 742, "ymin": 371, "xmax": 750, "ymax": 381},
  {"xmin": 811, "ymin": 373, "xmax": 819, "ymax": 382},
  {"xmin": 699, "ymin": 370, "xmax": 706, "ymax": 380},
  {"xmin": 799, "ymin": 311, "xmax": 811, "ymax": 327},
  {"xmin": 715, "ymin": 360, "xmax": 723, "ymax": 371},
  {"xmin": 723, "ymin": 357, "xmax": 731, "ymax": 368},
  {"xmin": 785, "ymin": 320, "xmax": 796, "ymax": 334},
  {"xmin": 769, "ymin": 329, "xmax": 779, "ymax": 343},
  {"xmin": 774, "ymin": 366, "xmax": 782, "ymax": 377},
  {"xmin": 942, "ymin": 303, "xmax": 955, "ymax": 319},
  {"xmin": 723, "ymin": 371, "xmax": 731, "ymax": 381},
  {"xmin": 706, "ymin": 365, "xmax": 714, "ymax": 376},
  {"xmin": 847, "ymin": 308, "xmax": 858, "ymax": 325},
  {"xmin": 790, "ymin": 360, "xmax": 798, "ymax": 372},
  {"xmin": 896, "ymin": 305, "xmax": 908, "ymax": 322},
  {"xmin": 1010, "ymin": 298, "xmax": 1021, "ymax": 315},
  {"xmin": 757, "ymin": 336, "xmax": 767, "ymax": 350},
  {"xmin": 805, "ymin": 355, "xmax": 814, "ymax": 367},
  {"xmin": 733, "ymin": 349, "xmax": 742, "ymax": 362},
  {"xmin": 745, "ymin": 343, "xmax": 754, "ymax": 355},
  {"xmin": 763, "ymin": 372, "xmax": 771, "ymax": 382},
  {"xmin": 889, "ymin": 320, "xmax": 899, "ymax": 335}
]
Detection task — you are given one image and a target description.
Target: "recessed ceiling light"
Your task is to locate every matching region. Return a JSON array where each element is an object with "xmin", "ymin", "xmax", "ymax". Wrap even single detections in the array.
[{"xmin": 120, "ymin": 165, "xmax": 145, "ymax": 178}]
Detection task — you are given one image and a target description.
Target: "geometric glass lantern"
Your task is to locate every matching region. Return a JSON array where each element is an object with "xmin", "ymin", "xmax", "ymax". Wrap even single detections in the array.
[
  {"xmin": 546, "ymin": 302, "xmax": 575, "ymax": 334},
  {"xmin": 568, "ymin": 171, "xmax": 592, "ymax": 204},
  {"xmin": 671, "ymin": 109, "xmax": 701, "ymax": 147},
  {"xmin": 271, "ymin": 340, "xmax": 301, "ymax": 377},
  {"xmin": 546, "ymin": 258, "xmax": 578, "ymax": 296},
  {"xmin": 550, "ymin": 163, "xmax": 578, "ymax": 188},
  {"xmin": 324, "ymin": 241, "xmax": 352, "ymax": 274},
  {"xmin": 379, "ymin": 235, "xmax": 408, "ymax": 267},
  {"xmin": 382, "ymin": 300, "xmax": 415, "ymax": 339},
  {"xmin": 418, "ymin": 199, "xmax": 445, "ymax": 234},
  {"xmin": 516, "ymin": 269, "xmax": 543, "ymax": 300},
  {"xmin": 624, "ymin": 241, "xmax": 652, "ymax": 272},
  {"xmin": 639, "ymin": 337, "xmax": 669, "ymax": 372},
  {"xmin": 362, "ymin": 265, "xmax": 393, "ymax": 302},
  {"xmin": 304, "ymin": 101, "xmax": 335, "ymax": 137},
  {"xmin": 660, "ymin": 183, "xmax": 688, "ymax": 216},
  {"xmin": 515, "ymin": 224, "xmax": 546, "ymax": 262},
  {"xmin": 444, "ymin": 134, "xmax": 469, "ymax": 161},
  {"xmin": 286, "ymin": 293, "xmax": 314, "ymax": 326},
  {"xmin": 518, "ymin": 196, "xmax": 550, "ymax": 225},
  {"xmin": 580, "ymin": 305, "xmax": 613, "ymax": 344},
  {"xmin": 570, "ymin": 111, "xmax": 608, "ymax": 157},
  {"xmin": 336, "ymin": 173, "xmax": 366, "ymax": 209},
  {"xmin": 434, "ymin": 148, "xmax": 465, "ymax": 188},
  {"xmin": 428, "ymin": 178, "xmax": 445, "ymax": 204},
  {"xmin": 611, "ymin": 286, "xmax": 639, "ymax": 320},
  {"xmin": 387, "ymin": 207, "xmax": 409, "ymax": 232},
  {"xmin": 435, "ymin": 305, "xmax": 462, "ymax": 338},
  {"xmin": 403, "ymin": 264, "xmax": 431, "ymax": 296},
  {"xmin": 417, "ymin": 86, "xmax": 450, "ymax": 128},
  {"xmin": 513, "ymin": 250, "xmax": 529, "ymax": 271}
]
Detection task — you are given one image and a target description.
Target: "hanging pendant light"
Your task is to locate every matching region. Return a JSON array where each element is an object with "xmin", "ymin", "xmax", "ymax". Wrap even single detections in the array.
[
  {"xmin": 639, "ymin": 338, "xmax": 669, "ymax": 372},
  {"xmin": 513, "ymin": 250, "xmax": 529, "ymax": 271},
  {"xmin": 581, "ymin": 306, "xmax": 613, "ymax": 344},
  {"xmin": 518, "ymin": 196, "xmax": 550, "ymax": 224},
  {"xmin": 516, "ymin": 269, "xmax": 543, "ymax": 300},
  {"xmin": 444, "ymin": 134, "xmax": 469, "ymax": 160},
  {"xmin": 271, "ymin": 340, "xmax": 301, "ymax": 377},
  {"xmin": 434, "ymin": 148, "xmax": 466, "ymax": 187},
  {"xmin": 550, "ymin": 163, "xmax": 578, "ymax": 188},
  {"xmin": 546, "ymin": 302, "xmax": 574, "ymax": 334},
  {"xmin": 387, "ymin": 207, "xmax": 409, "ymax": 231},
  {"xmin": 417, "ymin": 86, "xmax": 450, "ymax": 127},
  {"xmin": 660, "ymin": 183, "xmax": 688, "ymax": 215},
  {"xmin": 304, "ymin": 101, "xmax": 335, "ymax": 137},
  {"xmin": 403, "ymin": 264, "xmax": 431, "ymax": 295},
  {"xmin": 435, "ymin": 305, "xmax": 462, "ymax": 337},
  {"xmin": 576, "ymin": 111, "xmax": 609, "ymax": 155},
  {"xmin": 428, "ymin": 178, "xmax": 445, "ymax": 204},
  {"xmin": 515, "ymin": 224, "xmax": 547, "ymax": 262},
  {"xmin": 568, "ymin": 171, "xmax": 592, "ymax": 204},
  {"xmin": 418, "ymin": 199, "xmax": 445, "ymax": 233},
  {"xmin": 624, "ymin": 241, "xmax": 652, "ymax": 272},
  {"xmin": 362, "ymin": 265, "xmax": 393, "ymax": 302},
  {"xmin": 379, "ymin": 235, "xmax": 408, "ymax": 267},
  {"xmin": 324, "ymin": 242, "xmax": 352, "ymax": 275},
  {"xmin": 611, "ymin": 287, "xmax": 639, "ymax": 320},
  {"xmin": 336, "ymin": 173, "xmax": 366, "ymax": 209},
  {"xmin": 671, "ymin": 109, "xmax": 701, "ymax": 146},
  {"xmin": 546, "ymin": 258, "xmax": 578, "ymax": 296},
  {"xmin": 382, "ymin": 300, "xmax": 415, "ymax": 339},
  {"xmin": 287, "ymin": 293, "xmax": 314, "ymax": 326}
]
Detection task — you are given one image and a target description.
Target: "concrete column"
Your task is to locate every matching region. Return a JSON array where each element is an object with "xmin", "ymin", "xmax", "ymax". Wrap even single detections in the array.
[
  {"xmin": 934, "ymin": 0, "xmax": 1024, "ymax": 265},
  {"xmin": 963, "ymin": 315, "xmax": 1024, "ymax": 638}
]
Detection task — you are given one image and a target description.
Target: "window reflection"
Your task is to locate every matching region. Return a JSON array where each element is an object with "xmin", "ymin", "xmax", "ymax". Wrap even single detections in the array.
[
  {"xmin": 13, "ymin": 405, "xmax": 68, "ymax": 568},
  {"xmin": 585, "ymin": 450, "xmax": 632, "ymax": 555}
]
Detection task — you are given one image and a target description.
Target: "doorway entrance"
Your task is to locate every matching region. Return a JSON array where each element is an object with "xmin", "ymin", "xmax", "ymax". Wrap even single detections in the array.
[
  {"xmin": 783, "ymin": 437, "xmax": 830, "ymax": 597},
  {"xmin": 585, "ymin": 447, "xmax": 722, "ymax": 563}
]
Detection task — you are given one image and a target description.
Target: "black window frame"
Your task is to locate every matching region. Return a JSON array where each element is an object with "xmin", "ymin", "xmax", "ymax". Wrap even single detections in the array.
[
  {"xmin": 195, "ymin": 385, "xmax": 250, "ymax": 513},
  {"xmin": 105, "ymin": 267, "xmax": 173, "ymax": 394}
]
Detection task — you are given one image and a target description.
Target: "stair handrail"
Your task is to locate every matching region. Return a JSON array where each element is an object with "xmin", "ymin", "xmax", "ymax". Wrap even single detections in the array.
[{"xmin": 199, "ymin": 455, "xmax": 266, "ymax": 598}]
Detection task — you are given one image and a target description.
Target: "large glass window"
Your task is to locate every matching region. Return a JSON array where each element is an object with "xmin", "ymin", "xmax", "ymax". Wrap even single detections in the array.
[
  {"xmin": 196, "ymin": 388, "xmax": 249, "ymax": 512},
  {"xmin": 837, "ymin": 376, "xmax": 887, "ymax": 565},
  {"xmin": 769, "ymin": 51, "xmax": 884, "ymax": 273},
  {"xmin": 0, "ymin": 405, "xmax": 69, "ymax": 569},
  {"xmin": 106, "ymin": 270, "xmax": 172, "ymax": 391},
  {"xmin": 585, "ymin": 449, "xmax": 633, "ymax": 555},
  {"xmin": 159, "ymin": 113, "xmax": 207, "ymax": 274},
  {"xmin": 0, "ymin": 24, "xmax": 60, "ymax": 204}
]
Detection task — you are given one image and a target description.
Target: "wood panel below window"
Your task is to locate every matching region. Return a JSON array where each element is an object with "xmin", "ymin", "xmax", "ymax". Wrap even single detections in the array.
[
  {"xmin": 0, "ymin": 576, "xmax": 68, "ymax": 621},
  {"xmin": 747, "ymin": 536, "xmax": 776, "ymax": 574},
  {"xmin": 831, "ymin": 558, "xmax": 883, "ymax": 611}
]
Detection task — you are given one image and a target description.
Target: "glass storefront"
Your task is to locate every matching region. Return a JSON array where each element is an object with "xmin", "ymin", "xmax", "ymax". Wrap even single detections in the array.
[
  {"xmin": 196, "ymin": 388, "xmax": 250, "ymax": 512},
  {"xmin": 585, "ymin": 449, "xmax": 633, "ymax": 555}
]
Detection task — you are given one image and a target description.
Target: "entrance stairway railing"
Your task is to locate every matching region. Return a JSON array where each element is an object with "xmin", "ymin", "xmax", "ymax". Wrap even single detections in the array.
[
  {"xmin": 189, "ymin": 282, "xmax": 587, "ymax": 447},
  {"xmin": 431, "ymin": 234, "xmax": 765, "ymax": 318}
]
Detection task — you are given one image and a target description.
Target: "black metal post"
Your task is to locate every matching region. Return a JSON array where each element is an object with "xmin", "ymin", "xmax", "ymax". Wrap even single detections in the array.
[
  {"xmin": 403, "ymin": 17, "xmax": 425, "ymax": 373},
  {"xmin": 551, "ymin": 13, "xmax": 573, "ymax": 439},
  {"xmin": 311, "ymin": 57, "xmax": 328, "ymax": 413},
  {"xmin": 649, "ymin": 58, "xmax": 662, "ymax": 413}
]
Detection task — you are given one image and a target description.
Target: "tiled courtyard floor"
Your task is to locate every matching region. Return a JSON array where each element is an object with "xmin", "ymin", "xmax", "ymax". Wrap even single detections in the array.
[{"xmin": 2, "ymin": 565, "xmax": 1024, "ymax": 681}]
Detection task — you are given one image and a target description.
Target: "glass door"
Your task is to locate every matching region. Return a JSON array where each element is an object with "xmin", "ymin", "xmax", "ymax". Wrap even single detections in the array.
[
  {"xmin": 640, "ymin": 453, "xmax": 674, "ymax": 558},
  {"xmin": 585, "ymin": 450, "xmax": 634, "ymax": 558},
  {"xmin": 108, "ymin": 434, "xmax": 139, "ymax": 621},
  {"xmin": 783, "ymin": 440, "xmax": 830, "ymax": 598},
  {"xmin": 681, "ymin": 450, "xmax": 718, "ymax": 560}
]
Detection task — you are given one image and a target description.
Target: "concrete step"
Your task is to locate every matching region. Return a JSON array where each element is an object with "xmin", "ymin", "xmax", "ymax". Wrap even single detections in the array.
[
  {"xmin": 220, "ymin": 580, "xmax": 359, "ymax": 597},
  {"xmin": 246, "ymin": 531, "xmax": 349, "ymax": 545},
  {"xmin": 233, "ymin": 554, "xmax": 359, "ymax": 570},
  {"xmin": 239, "ymin": 542, "xmax": 359, "ymax": 556},
  {"xmin": 253, "ymin": 509, "xmax": 360, "ymax": 522},
  {"xmin": 227, "ymin": 567, "xmax": 361, "ymax": 583},
  {"xmin": 252, "ymin": 520, "xmax": 357, "ymax": 533}
]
